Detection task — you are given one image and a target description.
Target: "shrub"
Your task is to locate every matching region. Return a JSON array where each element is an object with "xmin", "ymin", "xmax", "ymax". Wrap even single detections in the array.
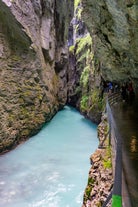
[{"xmin": 80, "ymin": 95, "xmax": 89, "ymax": 111}]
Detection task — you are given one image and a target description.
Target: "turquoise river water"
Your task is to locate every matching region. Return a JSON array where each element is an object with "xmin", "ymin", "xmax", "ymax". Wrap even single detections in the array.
[{"xmin": 0, "ymin": 106, "xmax": 98, "ymax": 207}]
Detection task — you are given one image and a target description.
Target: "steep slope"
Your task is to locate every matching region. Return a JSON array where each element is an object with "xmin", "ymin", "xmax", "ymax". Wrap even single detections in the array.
[
  {"xmin": 68, "ymin": 0, "xmax": 138, "ymax": 123},
  {"xmin": 82, "ymin": 0, "xmax": 138, "ymax": 82},
  {"xmin": 67, "ymin": 2, "xmax": 104, "ymax": 124},
  {"xmin": 0, "ymin": 0, "xmax": 73, "ymax": 153}
]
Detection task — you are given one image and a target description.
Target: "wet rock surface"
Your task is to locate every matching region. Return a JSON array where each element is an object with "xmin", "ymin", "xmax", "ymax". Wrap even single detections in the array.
[
  {"xmin": 82, "ymin": 114, "xmax": 113, "ymax": 207},
  {"xmin": 0, "ymin": 0, "xmax": 73, "ymax": 153},
  {"xmin": 81, "ymin": 0, "xmax": 138, "ymax": 82}
]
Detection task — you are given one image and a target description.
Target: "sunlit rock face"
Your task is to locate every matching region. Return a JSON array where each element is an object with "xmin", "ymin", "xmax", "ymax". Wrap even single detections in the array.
[
  {"xmin": 82, "ymin": 0, "xmax": 138, "ymax": 83},
  {"xmin": 0, "ymin": 0, "xmax": 73, "ymax": 153}
]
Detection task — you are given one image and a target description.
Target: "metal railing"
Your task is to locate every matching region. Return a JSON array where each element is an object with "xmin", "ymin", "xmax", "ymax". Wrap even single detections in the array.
[
  {"xmin": 101, "ymin": 95, "xmax": 123, "ymax": 207},
  {"xmin": 106, "ymin": 101, "xmax": 122, "ymax": 207},
  {"xmin": 107, "ymin": 92, "xmax": 122, "ymax": 106}
]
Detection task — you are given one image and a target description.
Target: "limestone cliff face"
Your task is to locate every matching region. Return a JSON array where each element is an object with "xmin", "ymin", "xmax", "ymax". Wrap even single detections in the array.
[
  {"xmin": 67, "ymin": 3, "xmax": 103, "ymax": 124},
  {"xmin": 0, "ymin": 0, "xmax": 73, "ymax": 153},
  {"xmin": 82, "ymin": 0, "xmax": 138, "ymax": 82},
  {"xmin": 68, "ymin": 0, "xmax": 138, "ymax": 124}
]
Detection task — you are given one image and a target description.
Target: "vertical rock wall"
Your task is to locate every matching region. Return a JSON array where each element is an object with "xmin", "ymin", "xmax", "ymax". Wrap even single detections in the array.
[
  {"xmin": 0, "ymin": 0, "xmax": 73, "ymax": 153},
  {"xmin": 67, "ymin": 2, "xmax": 103, "ymax": 124},
  {"xmin": 82, "ymin": 0, "xmax": 138, "ymax": 82},
  {"xmin": 68, "ymin": 0, "xmax": 138, "ymax": 123}
]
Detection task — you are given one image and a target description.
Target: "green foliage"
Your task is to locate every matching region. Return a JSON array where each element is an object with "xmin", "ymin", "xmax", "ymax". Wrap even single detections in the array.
[
  {"xmin": 90, "ymin": 89, "xmax": 105, "ymax": 112},
  {"xmin": 76, "ymin": 34, "xmax": 92, "ymax": 55},
  {"xmin": 80, "ymin": 66, "xmax": 89, "ymax": 88},
  {"xmin": 88, "ymin": 177, "xmax": 95, "ymax": 185},
  {"xmin": 104, "ymin": 122, "xmax": 109, "ymax": 135},
  {"xmin": 102, "ymin": 146, "xmax": 112, "ymax": 169},
  {"xmin": 76, "ymin": 7, "xmax": 82, "ymax": 19},
  {"xmin": 74, "ymin": 0, "xmax": 81, "ymax": 10},
  {"xmin": 74, "ymin": 24, "xmax": 79, "ymax": 34},
  {"xmin": 78, "ymin": 49, "xmax": 92, "ymax": 63},
  {"xmin": 69, "ymin": 45, "xmax": 75, "ymax": 53},
  {"xmin": 103, "ymin": 159, "xmax": 112, "ymax": 169},
  {"xmin": 85, "ymin": 186, "xmax": 92, "ymax": 197},
  {"xmin": 77, "ymin": 52, "xmax": 87, "ymax": 63},
  {"xmin": 80, "ymin": 95, "xmax": 89, "ymax": 111},
  {"xmin": 106, "ymin": 145, "xmax": 112, "ymax": 157}
]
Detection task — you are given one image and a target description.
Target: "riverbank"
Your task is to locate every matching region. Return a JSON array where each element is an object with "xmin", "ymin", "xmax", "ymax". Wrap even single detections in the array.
[{"xmin": 82, "ymin": 113, "xmax": 113, "ymax": 207}]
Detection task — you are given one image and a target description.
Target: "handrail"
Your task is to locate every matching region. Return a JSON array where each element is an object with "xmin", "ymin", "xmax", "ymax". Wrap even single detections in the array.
[
  {"xmin": 101, "ymin": 97, "xmax": 123, "ymax": 207},
  {"xmin": 102, "ymin": 191, "xmax": 113, "ymax": 207},
  {"xmin": 106, "ymin": 101, "xmax": 122, "ymax": 207},
  {"xmin": 107, "ymin": 92, "xmax": 122, "ymax": 106}
]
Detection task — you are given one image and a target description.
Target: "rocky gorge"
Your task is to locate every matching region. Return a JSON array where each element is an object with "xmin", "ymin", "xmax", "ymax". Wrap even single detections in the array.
[
  {"xmin": 0, "ymin": 0, "xmax": 73, "ymax": 152},
  {"xmin": 68, "ymin": 0, "xmax": 138, "ymax": 123},
  {"xmin": 0, "ymin": 0, "xmax": 138, "ymax": 206}
]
